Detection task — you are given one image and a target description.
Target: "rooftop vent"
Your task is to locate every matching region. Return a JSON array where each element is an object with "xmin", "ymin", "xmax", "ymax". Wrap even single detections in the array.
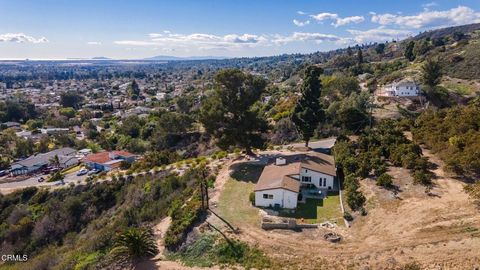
[{"xmin": 276, "ymin": 157, "xmax": 287, "ymax": 166}]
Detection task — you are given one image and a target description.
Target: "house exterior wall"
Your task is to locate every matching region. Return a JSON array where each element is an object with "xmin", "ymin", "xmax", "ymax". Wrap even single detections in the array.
[
  {"xmin": 85, "ymin": 161, "xmax": 105, "ymax": 171},
  {"xmin": 384, "ymin": 83, "xmax": 420, "ymax": 97},
  {"xmin": 255, "ymin": 189, "xmax": 298, "ymax": 209},
  {"xmin": 299, "ymin": 168, "xmax": 336, "ymax": 190}
]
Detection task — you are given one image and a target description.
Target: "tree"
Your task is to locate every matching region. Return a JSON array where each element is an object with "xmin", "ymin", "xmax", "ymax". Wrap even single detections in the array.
[
  {"xmin": 48, "ymin": 171, "xmax": 64, "ymax": 183},
  {"xmin": 110, "ymin": 228, "xmax": 158, "ymax": 265},
  {"xmin": 375, "ymin": 43, "xmax": 386, "ymax": 54},
  {"xmin": 421, "ymin": 58, "xmax": 442, "ymax": 87},
  {"xmin": 199, "ymin": 69, "xmax": 268, "ymax": 155},
  {"xmin": 452, "ymin": 31, "xmax": 465, "ymax": 41},
  {"xmin": 357, "ymin": 48, "xmax": 364, "ymax": 65},
  {"xmin": 292, "ymin": 65, "xmax": 324, "ymax": 147},
  {"xmin": 404, "ymin": 41, "xmax": 415, "ymax": 61},
  {"xmin": 413, "ymin": 39, "xmax": 431, "ymax": 57},
  {"xmin": 127, "ymin": 80, "xmax": 140, "ymax": 99},
  {"xmin": 376, "ymin": 173, "xmax": 393, "ymax": 188},
  {"xmin": 60, "ymin": 91, "xmax": 84, "ymax": 109},
  {"xmin": 346, "ymin": 46, "xmax": 353, "ymax": 56},
  {"xmin": 49, "ymin": 155, "xmax": 60, "ymax": 169},
  {"xmin": 346, "ymin": 187, "xmax": 366, "ymax": 211},
  {"xmin": 59, "ymin": 107, "xmax": 76, "ymax": 118}
]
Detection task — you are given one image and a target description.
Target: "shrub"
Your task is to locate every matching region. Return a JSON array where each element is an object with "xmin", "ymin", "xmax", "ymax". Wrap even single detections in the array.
[
  {"xmin": 249, "ymin": 192, "xmax": 255, "ymax": 206},
  {"xmin": 376, "ymin": 173, "xmax": 393, "ymax": 188},
  {"xmin": 164, "ymin": 194, "xmax": 204, "ymax": 250},
  {"xmin": 110, "ymin": 227, "xmax": 158, "ymax": 264},
  {"xmin": 413, "ymin": 170, "xmax": 432, "ymax": 186},
  {"xmin": 373, "ymin": 164, "xmax": 387, "ymax": 177},
  {"xmin": 346, "ymin": 188, "xmax": 366, "ymax": 211},
  {"xmin": 343, "ymin": 211, "xmax": 353, "ymax": 221}
]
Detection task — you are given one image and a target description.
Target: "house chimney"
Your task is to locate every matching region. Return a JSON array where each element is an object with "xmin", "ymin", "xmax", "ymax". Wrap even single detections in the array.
[{"xmin": 276, "ymin": 157, "xmax": 286, "ymax": 166}]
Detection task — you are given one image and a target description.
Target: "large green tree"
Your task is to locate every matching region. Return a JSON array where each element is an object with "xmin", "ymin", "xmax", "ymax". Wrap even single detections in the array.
[
  {"xmin": 199, "ymin": 69, "xmax": 268, "ymax": 154},
  {"xmin": 292, "ymin": 65, "xmax": 324, "ymax": 147},
  {"xmin": 127, "ymin": 79, "xmax": 141, "ymax": 100},
  {"xmin": 421, "ymin": 58, "xmax": 442, "ymax": 87},
  {"xmin": 60, "ymin": 91, "xmax": 84, "ymax": 109},
  {"xmin": 404, "ymin": 41, "xmax": 416, "ymax": 61}
]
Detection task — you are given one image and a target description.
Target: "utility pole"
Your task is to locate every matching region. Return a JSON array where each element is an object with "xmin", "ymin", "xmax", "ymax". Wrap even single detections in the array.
[{"xmin": 199, "ymin": 168, "xmax": 209, "ymax": 210}]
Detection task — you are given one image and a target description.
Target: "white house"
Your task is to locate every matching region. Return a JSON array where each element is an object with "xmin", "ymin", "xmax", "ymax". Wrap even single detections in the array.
[
  {"xmin": 254, "ymin": 152, "xmax": 337, "ymax": 209},
  {"xmin": 381, "ymin": 78, "xmax": 421, "ymax": 97}
]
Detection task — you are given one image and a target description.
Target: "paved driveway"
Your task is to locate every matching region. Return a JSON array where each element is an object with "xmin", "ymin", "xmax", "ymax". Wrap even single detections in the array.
[{"xmin": 286, "ymin": 137, "xmax": 337, "ymax": 151}]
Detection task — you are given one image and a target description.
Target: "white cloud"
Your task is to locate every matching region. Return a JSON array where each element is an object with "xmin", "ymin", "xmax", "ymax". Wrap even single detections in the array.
[
  {"xmin": 310, "ymin": 12, "xmax": 365, "ymax": 27},
  {"xmin": 297, "ymin": 11, "xmax": 306, "ymax": 15},
  {"xmin": 293, "ymin": 19, "xmax": 310, "ymax": 27},
  {"xmin": 371, "ymin": 5, "xmax": 480, "ymax": 29},
  {"xmin": 115, "ymin": 30, "xmax": 349, "ymax": 52},
  {"xmin": 310, "ymin": 12, "xmax": 338, "ymax": 22},
  {"xmin": 0, "ymin": 33, "xmax": 48, "ymax": 43},
  {"xmin": 273, "ymin": 32, "xmax": 346, "ymax": 44},
  {"xmin": 115, "ymin": 32, "xmax": 267, "ymax": 50},
  {"xmin": 334, "ymin": 16, "xmax": 365, "ymax": 27},
  {"xmin": 422, "ymin": 2, "xmax": 437, "ymax": 10},
  {"xmin": 148, "ymin": 33, "xmax": 163, "ymax": 38},
  {"xmin": 87, "ymin": 41, "xmax": 101, "ymax": 45},
  {"xmin": 347, "ymin": 27, "xmax": 412, "ymax": 43}
]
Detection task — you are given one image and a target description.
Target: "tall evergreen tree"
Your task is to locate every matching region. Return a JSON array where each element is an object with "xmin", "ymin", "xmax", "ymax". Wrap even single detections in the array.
[
  {"xmin": 404, "ymin": 41, "xmax": 416, "ymax": 61},
  {"xmin": 127, "ymin": 79, "xmax": 140, "ymax": 99},
  {"xmin": 422, "ymin": 58, "xmax": 442, "ymax": 87},
  {"xmin": 292, "ymin": 65, "xmax": 324, "ymax": 147},
  {"xmin": 357, "ymin": 48, "xmax": 364, "ymax": 65},
  {"xmin": 199, "ymin": 69, "xmax": 268, "ymax": 155}
]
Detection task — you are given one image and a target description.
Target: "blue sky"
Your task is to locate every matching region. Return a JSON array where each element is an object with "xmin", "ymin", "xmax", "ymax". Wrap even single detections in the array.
[{"xmin": 0, "ymin": 0, "xmax": 479, "ymax": 59}]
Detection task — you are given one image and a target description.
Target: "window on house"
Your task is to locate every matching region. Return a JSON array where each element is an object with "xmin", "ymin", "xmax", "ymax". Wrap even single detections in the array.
[
  {"xmin": 323, "ymin": 178, "xmax": 326, "ymax": 186},
  {"xmin": 263, "ymin": 194, "xmax": 273, "ymax": 199},
  {"xmin": 302, "ymin": 176, "xmax": 311, "ymax": 182}
]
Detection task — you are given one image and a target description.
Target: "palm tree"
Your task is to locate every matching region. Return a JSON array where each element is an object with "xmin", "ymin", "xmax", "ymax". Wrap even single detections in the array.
[
  {"xmin": 110, "ymin": 227, "xmax": 158, "ymax": 266},
  {"xmin": 49, "ymin": 154, "xmax": 60, "ymax": 169}
]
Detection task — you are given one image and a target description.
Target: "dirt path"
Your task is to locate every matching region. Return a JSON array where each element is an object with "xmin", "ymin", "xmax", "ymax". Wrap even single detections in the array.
[
  {"xmin": 209, "ymin": 159, "xmax": 234, "ymax": 206},
  {"xmin": 209, "ymin": 148, "xmax": 480, "ymax": 269}
]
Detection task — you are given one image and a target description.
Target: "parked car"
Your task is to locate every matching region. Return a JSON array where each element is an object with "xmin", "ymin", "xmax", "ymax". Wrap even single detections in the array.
[
  {"xmin": 0, "ymin": 170, "xmax": 8, "ymax": 177},
  {"xmin": 87, "ymin": 169, "xmax": 101, "ymax": 176},
  {"xmin": 37, "ymin": 177, "xmax": 45, "ymax": 183},
  {"xmin": 76, "ymin": 168, "xmax": 88, "ymax": 176}
]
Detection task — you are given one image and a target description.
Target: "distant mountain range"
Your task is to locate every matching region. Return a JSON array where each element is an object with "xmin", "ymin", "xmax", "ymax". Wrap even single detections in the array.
[{"xmin": 143, "ymin": 55, "xmax": 229, "ymax": 61}]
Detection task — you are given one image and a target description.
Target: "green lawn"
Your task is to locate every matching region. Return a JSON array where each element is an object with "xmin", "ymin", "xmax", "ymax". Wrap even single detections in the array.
[
  {"xmin": 62, "ymin": 165, "xmax": 82, "ymax": 174},
  {"xmin": 216, "ymin": 163, "xmax": 264, "ymax": 227},
  {"xmin": 280, "ymin": 192, "xmax": 344, "ymax": 225}
]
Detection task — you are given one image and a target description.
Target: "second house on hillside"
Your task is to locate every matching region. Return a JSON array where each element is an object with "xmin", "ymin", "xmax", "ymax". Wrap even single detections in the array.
[{"xmin": 82, "ymin": 151, "xmax": 137, "ymax": 172}]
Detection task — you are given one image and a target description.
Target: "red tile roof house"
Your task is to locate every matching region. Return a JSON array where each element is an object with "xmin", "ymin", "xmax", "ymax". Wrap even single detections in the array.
[
  {"xmin": 82, "ymin": 151, "xmax": 136, "ymax": 172},
  {"xmin": 254, "ymin": 152, "xmax": 337, "ymax": 210}
]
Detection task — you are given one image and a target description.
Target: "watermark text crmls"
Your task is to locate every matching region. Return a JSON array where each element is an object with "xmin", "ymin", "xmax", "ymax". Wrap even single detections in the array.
[{"xmin": 1, "ymin": 254, "xmax": 28, "ymax": 262}]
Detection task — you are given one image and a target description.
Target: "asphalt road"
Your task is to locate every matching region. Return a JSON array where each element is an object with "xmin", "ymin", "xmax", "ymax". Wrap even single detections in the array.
[{"xmin": 0, "ymin": 171, "xmax": 87, "ymax": 190}]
